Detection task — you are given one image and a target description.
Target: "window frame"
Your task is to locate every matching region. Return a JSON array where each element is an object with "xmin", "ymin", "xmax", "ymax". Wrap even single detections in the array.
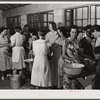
[
  {"xmin": 27, "ymin": 10, "xmax": 54, "ymax": 30},
  {"xmin": 6, "ymin": 15, "xmax": 21, "ymax": 28},
  {"xmin": 65, "ymin": 6, "xmax": 89, "ymax": 28}
]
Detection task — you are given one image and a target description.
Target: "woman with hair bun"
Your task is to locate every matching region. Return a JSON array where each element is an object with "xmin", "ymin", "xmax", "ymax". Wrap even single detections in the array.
[
  {"xmin": 31, "ymin": 30, "xmax": 51, "ymax": 88},
  {"xmin": 45, "ymin": 21, "xmax": 58, "ymax": 46}
]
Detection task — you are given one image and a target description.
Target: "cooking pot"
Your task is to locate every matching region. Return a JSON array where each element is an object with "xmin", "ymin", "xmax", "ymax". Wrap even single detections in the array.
[{"xmin": 63, "ymin": 63, "xmax": 85, "ymax": 75}]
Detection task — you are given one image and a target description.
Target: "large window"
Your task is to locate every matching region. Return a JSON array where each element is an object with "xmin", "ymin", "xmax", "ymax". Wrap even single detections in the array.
[
  {"xmin": 65, "ymin": 6, "xmax": 88, "ymax": 28},
  {"xmin": 6, "ymin": 16, "xmax": 21, "ymax": 29},
  {"xmin": 90, "ymin": 5, "xmax": 100, "ymax": 25},
  {"xmin": 27, "ymin": 11, "xmax": 54, "ymax": 31}
]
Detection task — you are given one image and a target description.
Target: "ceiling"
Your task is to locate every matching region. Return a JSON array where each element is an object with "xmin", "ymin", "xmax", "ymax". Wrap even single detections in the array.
[{"xmin": 0, "ymin": 4, "xmax": 29, "ymax": 11}]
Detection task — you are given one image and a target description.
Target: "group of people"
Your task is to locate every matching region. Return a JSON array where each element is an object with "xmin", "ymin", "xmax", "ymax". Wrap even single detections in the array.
[
  {"xmin": 0, "ymin": 21, "xmax": 100, "ymax": 89},
  {"xmin": 0, "ymin": 25, "xmax": 37, "ymax": 81},
  {"xmin": 31, "ymin": 22, "xmax": 100, "ymax": 89}
]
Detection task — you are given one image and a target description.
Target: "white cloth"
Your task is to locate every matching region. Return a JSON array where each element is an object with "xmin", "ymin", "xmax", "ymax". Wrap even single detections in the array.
[
  {"xmin": 11, "ymin": 32, "xmax": 25, "ymax": 66},
  {"xmin": 45, "ymin": 31, "xmax": 58, "ymax": 46},
  {"xmin": 12, "ymin": 47, "xmax": 24, "ymax": 62},
  {"xmin": 31, "ymin": 39, "xmax": 51, "ymax": 87},
  {"xmin": 10, "ymin": 32, "xmax": 23, "ymax": 46}
]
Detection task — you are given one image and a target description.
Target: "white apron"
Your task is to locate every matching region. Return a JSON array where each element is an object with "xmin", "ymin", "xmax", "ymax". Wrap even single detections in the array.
[{"xmin": 12, "ymin": 46, "xmax": 25, "ymax": 62}]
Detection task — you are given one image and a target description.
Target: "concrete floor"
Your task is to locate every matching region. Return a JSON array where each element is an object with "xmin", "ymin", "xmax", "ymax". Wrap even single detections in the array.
[
  {"xmin": 0, "ymin": 76, "xmax": 35, "ymax": 89},
  {"xmin": 0, "ymin": 77, "xmax": 54, "ymax": 89}
]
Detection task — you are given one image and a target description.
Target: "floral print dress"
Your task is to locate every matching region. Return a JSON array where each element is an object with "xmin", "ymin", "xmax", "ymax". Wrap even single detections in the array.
[{"xmin": 62, "ymin": 37, "xmax": 80, "ymax": 89}]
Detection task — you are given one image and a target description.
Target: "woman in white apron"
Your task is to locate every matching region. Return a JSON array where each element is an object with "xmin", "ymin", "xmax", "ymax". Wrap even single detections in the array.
[{"xmin": 10, "ymin": 26, "xmax": 25, "ymax": 77}]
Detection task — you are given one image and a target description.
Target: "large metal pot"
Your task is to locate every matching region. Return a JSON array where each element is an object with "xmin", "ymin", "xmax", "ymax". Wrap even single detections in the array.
[
  {"xmin": 10, "ymin": 74, "xmax": 21, "ymax": 89},
  {"xmin": 63, "ymin": 63, "xmax": 85, "ymax": 75}
]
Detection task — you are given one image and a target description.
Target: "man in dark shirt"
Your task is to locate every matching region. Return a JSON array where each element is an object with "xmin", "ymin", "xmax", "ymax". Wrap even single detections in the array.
[
  {"xmin": 91, "ymin": 24, "xmax": 100, "ymax": 89},
  {"xmin": 79, "ymin": 25, "xmax": 94, "ymax": 60}
]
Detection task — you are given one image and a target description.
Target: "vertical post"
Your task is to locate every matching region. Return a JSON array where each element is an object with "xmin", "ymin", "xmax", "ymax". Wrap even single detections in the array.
[
  {"xmin": 88, "ymin": 5, "xmax": 91, "ymax": 25},
  {"xmin": 54, "ymin": 9, "xmax": 65, "ymax": 27},
  {"xmin": 21, "ymin": 15, "xmax": 27, "ymax": 29}
]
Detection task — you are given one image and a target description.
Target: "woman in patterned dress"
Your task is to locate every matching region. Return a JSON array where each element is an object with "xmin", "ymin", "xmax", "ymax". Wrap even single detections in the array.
[
  {"xmin": 0, "ymin": 27, "xmax": 10, "ymax": 80},
  {"xmin": 52, "ymin": 26, "xmax": 67, "ymax": 89},
  {"xmin": 62, "ymin": 25, "xmax": 80, "ymax": 89}
]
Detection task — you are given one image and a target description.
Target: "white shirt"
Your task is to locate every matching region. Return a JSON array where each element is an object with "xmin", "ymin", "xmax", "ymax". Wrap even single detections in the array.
[
  {"xmin": 10, "ymin": 32, "xmax": 24, "ymax": 47},
  {"xmin": 45, "ymin": 31, "xmax": 58, "ymax": 46}
]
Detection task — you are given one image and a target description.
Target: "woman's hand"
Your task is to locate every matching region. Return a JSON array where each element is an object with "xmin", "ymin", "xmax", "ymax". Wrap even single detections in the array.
[{"xmin": 72, "ymin": 58, "xmax": 79, "ymax": 63}]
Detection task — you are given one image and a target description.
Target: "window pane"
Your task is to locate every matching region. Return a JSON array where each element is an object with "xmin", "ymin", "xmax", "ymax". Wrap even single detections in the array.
[
  {"xmin": 34, "ymin": 14, "xmax": 39, "ymax": 21},
  {"xmin": 43, "ymin": 14, "xmax": 47, "ymax": 22},
  {"xmin": 43, "ymin": 23, "xmax": 47, "ymax": 27},
  {"xmin": 10, "ymin": 18, "xmax": 13, "ymax": 23},
  {"xmin": 18, "ymin": 17, "xmax": 21, "ymax": 23},
  {"xmin": 83, "ymin": 7, "xmax": 88, "ymax": 19},
  {"xmin": 91, "ymin": 6, "xmax": 95, "ymax": 18},
  {"xmin": 83, "ymin": 20, "xmax": 87, "ymax": 27},
  {"xmin": 97, "ymin": 19, "xmax": 100, "ymax": 25},
  {"xmin": 27, "ymin": 15, "xmax": 31, "ymax": 22},
  {"xmin": 77, "ymin": 8, "xmax": 82, "ymax": 19},
  {"xmin": 91, "ymin": 19, "xmax": 95, "ymax": 25},
  {"xmin": 33, "ymin": 15, "xmax": 35, "ymax": 21},
  {"xmin": 77, "ymin": 20, "xmax": 82, "ymax": 27},
  {"xmin": 27, "ymin": 12, "xmax": 54, "ymax": 30},
  {"xmin": 97, "ymin": 6, "xmax": 100, "ymax": 18},
  {"xmin": 48, "ymin": 14, "xmax": 53, "ymax": 21},
  {"xmin": 31, "ymin": 16, "xmax": 34, "ymax": 22},
  {"xmin": 14, "ymin": 17, "xmax": 17, "ymax": 23}
]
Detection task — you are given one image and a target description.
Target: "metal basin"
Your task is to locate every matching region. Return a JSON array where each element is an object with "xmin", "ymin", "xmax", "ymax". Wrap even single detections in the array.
[{"xmin": 64, "ymin": 63, "xmax": 85, "ymax": 75}]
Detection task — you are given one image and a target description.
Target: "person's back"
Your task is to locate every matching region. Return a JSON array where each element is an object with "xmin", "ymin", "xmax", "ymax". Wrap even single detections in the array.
[
  {"xmin": 31, "ymin": 31, "xmax": 51, "ymax": 88},
  {"xmin": 10, "ymin": 26, "xmax": 25, "ymax": 77},
  {"xmin": 33, "ymin": 39, "xmax": 49, "ymax": 58},
  {"xmin": 12, "ymin": 32, "xmax": 24, "ymax": 47}
]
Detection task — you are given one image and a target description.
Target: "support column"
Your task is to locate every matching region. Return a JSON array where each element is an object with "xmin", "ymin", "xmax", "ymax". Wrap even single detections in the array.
[
  {"xmin": 88, "ymin": 5, "xmax": 91, "ymax": 25},
  {"xmin": 0, "ymin": 10, "xmax": 3, "ymax": 27},
  {"xmin": 21, "ymin": 15, "xmax": 27, "ymax": 29},
  {"xmin": 54, "ymin": 9, "xmax": 65, "ymax": 28}
]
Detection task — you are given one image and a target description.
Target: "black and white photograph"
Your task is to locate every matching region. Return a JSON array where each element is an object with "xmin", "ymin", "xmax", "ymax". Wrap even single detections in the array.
[{"xmin": 0, "ymin": 1, "xmax": 100, "ymax": 99}]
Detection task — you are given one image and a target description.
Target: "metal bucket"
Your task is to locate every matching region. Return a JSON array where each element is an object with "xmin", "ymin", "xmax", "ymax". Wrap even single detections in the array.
[{"xmin": 10, "ymin": 74, "xmax": 21, "ymax": 89}]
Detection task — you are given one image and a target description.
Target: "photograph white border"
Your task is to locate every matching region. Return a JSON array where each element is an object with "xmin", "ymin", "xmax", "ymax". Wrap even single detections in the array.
[{"xmin": 0, "ymin": 1, "xmax": 100, "ymax": 99}]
